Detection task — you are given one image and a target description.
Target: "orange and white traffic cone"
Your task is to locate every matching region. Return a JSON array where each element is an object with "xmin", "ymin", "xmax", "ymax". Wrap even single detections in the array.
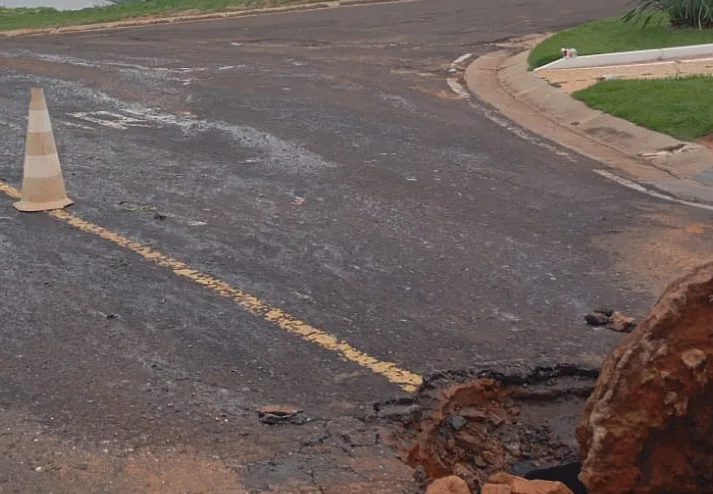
[{"xmin": 14, "ymin": 88, "xmax": 73, "ymax": 212}]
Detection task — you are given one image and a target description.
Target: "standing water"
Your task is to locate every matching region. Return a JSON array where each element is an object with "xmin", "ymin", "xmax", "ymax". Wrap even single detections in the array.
[{"xmin": 1, "ymin": 0, "xmax": 114, "ymax": 8}]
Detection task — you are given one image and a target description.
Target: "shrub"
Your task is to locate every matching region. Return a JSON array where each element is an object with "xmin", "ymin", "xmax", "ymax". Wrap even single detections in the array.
[{"xmin": 625, "ymin": 0, "xmax": 713, "ymax": 29}]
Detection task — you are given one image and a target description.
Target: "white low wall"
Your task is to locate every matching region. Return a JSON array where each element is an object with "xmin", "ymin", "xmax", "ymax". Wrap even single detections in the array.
[{"xmin": 535, "ymin": 43, "xmax": 713, "ymax": 71}]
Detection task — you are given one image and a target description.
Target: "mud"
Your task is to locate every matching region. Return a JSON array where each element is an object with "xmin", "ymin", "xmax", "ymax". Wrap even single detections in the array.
[{"xmin": 388, "ymin": 364, "xmax": 598, "ymax": 492}]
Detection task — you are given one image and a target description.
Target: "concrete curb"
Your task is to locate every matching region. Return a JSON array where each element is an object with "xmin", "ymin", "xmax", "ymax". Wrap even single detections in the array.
[
  {"xmin": 0, "ymin": 0, "xmax": 421, "ymax": 38},
  {"xmin": 536, "ymin": 43, "xmax": 713, "ymax": 71},
  {"xmin": 464, "ymin": 43, "xmax": 713, "ymax": 206}
]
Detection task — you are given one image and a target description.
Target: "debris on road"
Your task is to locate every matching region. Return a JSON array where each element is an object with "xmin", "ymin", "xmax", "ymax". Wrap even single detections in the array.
[
  {"xmin": 593, "ymin": 307, "xmax": 613, "ymax": 317},
  {"xmin": 258, "ymin": 405, "xmax": 307, "ymax": 425},
  {"xmin": 96, "ymin": 311, "xmax": 120, "ymax": 320},
  {"xmin": 584, "ymin": 308, "xmax": 636, "ymax": 333},
  {"xmin": 605, "ymin": 311, "xmax": 636, "ymax": 333},
  {"xmin": 583, "ymin": 311, "xmax": 608, "ymax": 326},
  {"xmin": 373, "ymin": 397, "xmax": 421, "ymax": 422},
  {"xmin": 578, "ymin": 262, "xmax": 713, "ymax": 494}
]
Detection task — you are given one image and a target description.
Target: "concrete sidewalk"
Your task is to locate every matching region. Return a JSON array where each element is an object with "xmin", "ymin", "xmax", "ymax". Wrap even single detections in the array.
[
  {"xmin": 465, "ymin": 43, "xmax": 713, "ymax": 208},
  {"xmin": 538, "ymin": 57, "xmax": 713, "ymax": 93}
]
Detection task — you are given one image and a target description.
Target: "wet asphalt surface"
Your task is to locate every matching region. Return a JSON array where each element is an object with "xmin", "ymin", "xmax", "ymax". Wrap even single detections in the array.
[{"xmin": 2, "ymin": 0, "xmax": 713, "ymax": 492}]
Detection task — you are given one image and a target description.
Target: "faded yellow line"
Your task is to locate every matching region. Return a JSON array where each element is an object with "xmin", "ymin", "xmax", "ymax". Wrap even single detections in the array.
[{"xmin": 0, "ymin": 182, "xmax": 422, "ymax": 392}]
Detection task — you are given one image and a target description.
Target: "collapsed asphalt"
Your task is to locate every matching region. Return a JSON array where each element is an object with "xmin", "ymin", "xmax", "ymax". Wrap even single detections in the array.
[{"xmin": 1, "ymin": 0, "xmax": 713, "ymax": 491}]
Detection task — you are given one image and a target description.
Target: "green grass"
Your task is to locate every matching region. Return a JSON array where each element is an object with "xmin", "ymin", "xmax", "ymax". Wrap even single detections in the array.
[
  {"xmin": 572, "ymin": 76, "xmax": 713, "ymax": 141},
  {"xmin": 529, "ymin": 13, "xmax": 713, "ymax": 69},
  {"xmin": 0, "ymin": 0, "xmax": 320, "ymax": 31}
]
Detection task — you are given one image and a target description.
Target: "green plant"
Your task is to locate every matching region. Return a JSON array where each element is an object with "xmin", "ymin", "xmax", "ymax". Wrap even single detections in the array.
[
  {"xmin": 527, "ymin": 14, "xmax": 713, "ymax": 69},
  {"xmin": 573, "ymin": 76, "xmax": 713, "ymax": 141},
  {"xmin": 624, "ymin": 0, "xmax": 713, "ymax": 29}
]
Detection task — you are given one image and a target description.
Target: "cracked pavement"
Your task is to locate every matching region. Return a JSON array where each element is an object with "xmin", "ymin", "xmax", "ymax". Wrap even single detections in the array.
[{"xmin": 2, "ymin": 0, "xmax": 713, "ymax": 492}]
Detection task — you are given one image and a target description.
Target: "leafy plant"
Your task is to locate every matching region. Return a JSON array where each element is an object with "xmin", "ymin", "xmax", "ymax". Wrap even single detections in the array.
[{"xmin": 624, "ymin": 0, "xmax": 713, "ymax": 29}]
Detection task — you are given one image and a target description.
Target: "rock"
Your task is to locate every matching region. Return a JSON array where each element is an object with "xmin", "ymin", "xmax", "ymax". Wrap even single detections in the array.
[
  {"xmin": 577, "ymin": 262, "xmax": 713, "ymax": 494},
  {"xmin": 373, "ymin": 397, "xmax": 421, "ymax": 421},
  {"xmin": 458, "ymin": 407, "xmax": 487, "ymax": 420},
  {"xmin": 584, "ymin": 311, "xmax": 608, "ymax": 326},
  {"xmin": 485, "ymin": 472, "xmax": 573, "ymax": 494},
  {"xmin": 482, "ymin": 484, "xmax": 511, "ymax": 494},
  {"xmin": 448, "ymin": 414, "xmax": 467, "ymax": 431},
  {"xmin": 425, "ymin": 475, "xmax": 472, "ymax": 494},
  {"xmin": 594, "ymin": 307, "xmax": 614, "ymax": 317},
  {"xmin": 681, "ymin": 348, "xmax": 706, "ymax": 370},
  {"xmin": 605, "ymin": 311, "xmax": 636, "ymax": 333},
  {"xmin": 257, "ymin": 405, "xmax": 306, "ymax": 425}
]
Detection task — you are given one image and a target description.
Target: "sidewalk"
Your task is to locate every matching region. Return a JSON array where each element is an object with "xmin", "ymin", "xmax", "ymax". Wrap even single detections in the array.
[
  {"xmin": 464, "ymin": 41, "xmax": 713, "ymax": 208},
  {"xmin": 537, "ymin": 57, "xmax": 713, "ymax": 94}
]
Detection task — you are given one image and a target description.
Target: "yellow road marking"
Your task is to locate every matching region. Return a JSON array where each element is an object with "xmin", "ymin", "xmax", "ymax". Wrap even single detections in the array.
[{"xmin": 0, "ymin": 181, "xmax": 422, "ymax": 392}]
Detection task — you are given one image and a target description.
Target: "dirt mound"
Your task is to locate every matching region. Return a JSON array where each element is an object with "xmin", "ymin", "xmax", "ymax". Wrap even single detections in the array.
[{"xmin": 578, "ymin": 261, "xmax": 713, "ymax": 493}]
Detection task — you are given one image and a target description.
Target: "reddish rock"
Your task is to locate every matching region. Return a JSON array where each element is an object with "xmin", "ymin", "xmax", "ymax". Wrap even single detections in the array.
[
  {"xmin": 425, "ymin": 475, "xmax": 471, "ymax": 494},
  {"xmin": 481, "ymin": 483, "xmax": 512, "ymax": 494},
  {"xmin": 258, "ymin": 404, "xmax": 300, "ymax": 415},
  {"xmin": 606, "ymin": 311, "xmax": 636, "ymax": 333},
  {"xmin": 577, "ymin": 262, "xmax": 713, "ymax": 494},
  {"xmin": 484, "ymin": 472, "xmax": 573, "ymax": 494}
]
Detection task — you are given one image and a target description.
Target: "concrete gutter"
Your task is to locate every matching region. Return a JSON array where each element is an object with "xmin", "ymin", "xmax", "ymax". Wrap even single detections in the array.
[
  {"xmin": 536, "ymin": 43, "xmax": 713, "ymax": 71},
  {"xmin": 464, "ymin": 41, "xmax": 713, "ymax": 207}
]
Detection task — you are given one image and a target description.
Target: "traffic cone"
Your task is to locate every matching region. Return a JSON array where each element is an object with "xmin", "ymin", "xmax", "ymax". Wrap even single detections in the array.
[{"xmin": 14, "ymin": 88, "xmax": 73, "ymax": 212}]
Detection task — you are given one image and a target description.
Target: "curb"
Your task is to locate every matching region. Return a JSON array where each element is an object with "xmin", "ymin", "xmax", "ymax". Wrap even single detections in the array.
[
  {"xmin": 464, "ymin": 43, "xmax": 713, "ymax": 207},
  {"xmin": 0, "ymin": 0, "xmax": 420, "ymax": 38}
]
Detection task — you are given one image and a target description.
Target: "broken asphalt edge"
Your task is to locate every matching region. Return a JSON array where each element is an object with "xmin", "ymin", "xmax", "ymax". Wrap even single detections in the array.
[
  {"xmin": 0, "ymin": 0, "xmax": 423, "ymax": 38},
  {"xmin": 464, "ymin": 38, "xmax": 713, "ymax": 207}
]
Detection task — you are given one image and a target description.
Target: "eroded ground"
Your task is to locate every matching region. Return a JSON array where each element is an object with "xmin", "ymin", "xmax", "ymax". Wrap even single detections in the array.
[{"xmin": 1, "ymin": 0, "xmax": 713, "ymax": 491}]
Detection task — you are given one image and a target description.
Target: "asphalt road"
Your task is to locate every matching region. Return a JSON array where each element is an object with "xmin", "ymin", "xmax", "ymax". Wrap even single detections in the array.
[{"xmin": 2, "ymin": 0, "xmax": 713, "ymax": 492}]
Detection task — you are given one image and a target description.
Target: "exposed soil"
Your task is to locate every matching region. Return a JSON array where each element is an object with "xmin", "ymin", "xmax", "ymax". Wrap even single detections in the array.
[
  {"xmin": 697, "ymin": 133, "xmax": 713, "ymax": 151},
  {"xmin": 386, "ymin": 364, "xmax": 598, "ymax": 493}
]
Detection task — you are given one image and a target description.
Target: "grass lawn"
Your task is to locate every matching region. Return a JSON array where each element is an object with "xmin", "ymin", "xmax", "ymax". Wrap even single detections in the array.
[
  {"xmin": 572, "ymin": 76, "xmax": 713, "ymax": 141},
  {"xmin": 529, "ymin": 13, "xmax": 713, "ymax": 69},
  {"xmin": 0, "ymin": 0, "xmax": 320, "ymax": 31}
]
